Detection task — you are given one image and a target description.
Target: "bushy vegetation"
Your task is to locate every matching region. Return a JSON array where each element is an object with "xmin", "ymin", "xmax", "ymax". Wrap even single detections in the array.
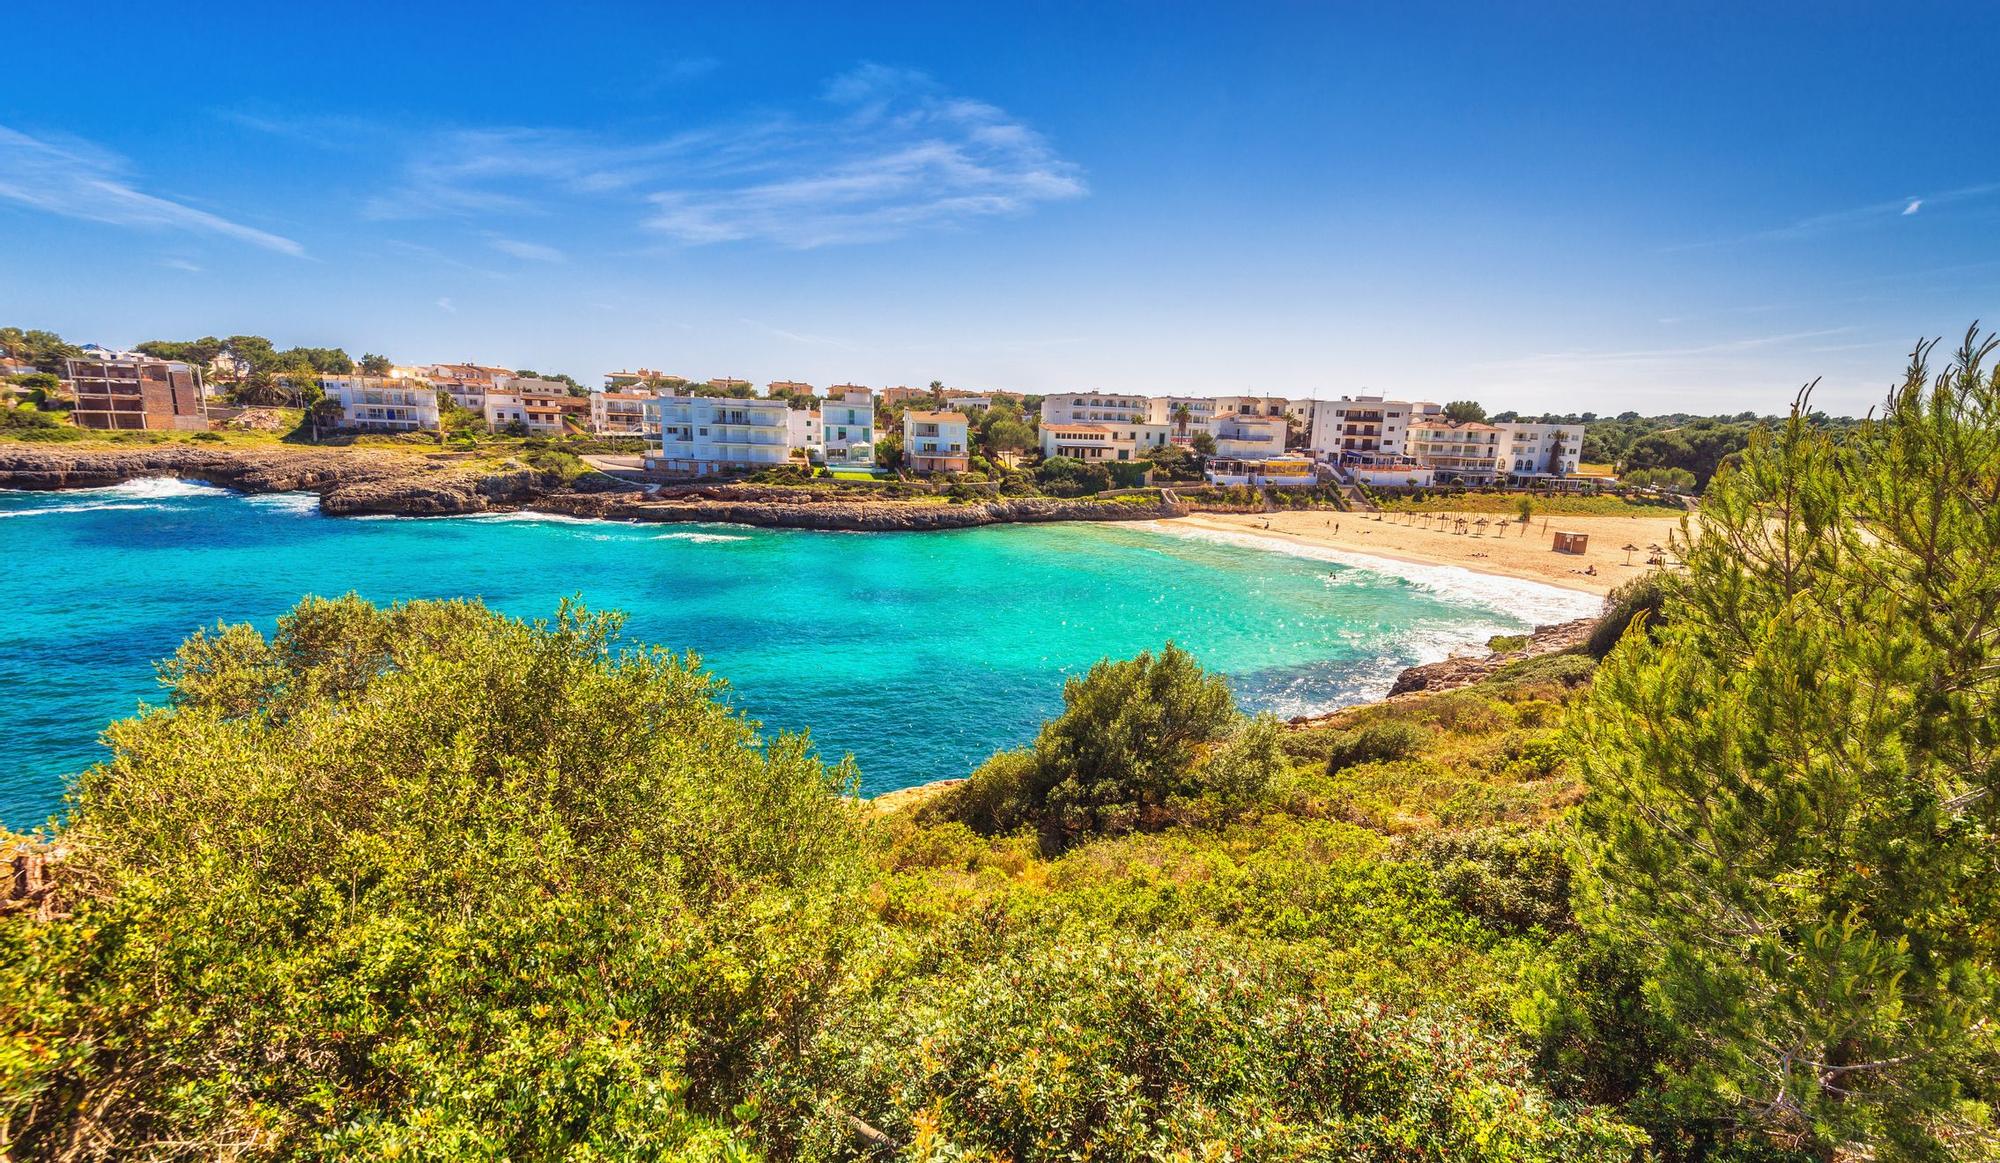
[
  {"xmin": 1570, "ymin": 332, "xmax": 2000, "ymax": 1158},
  {"xmin": 4, "ymin": 598, "xmax": 1672, "ymax": 1160},
  {"xmin": 1, "ymin": 597, "xmax": 864, "ymax": 1159},
  {"xmin": 7, "ymin": 333, "xmax": 1996, "ymax": 1160}
]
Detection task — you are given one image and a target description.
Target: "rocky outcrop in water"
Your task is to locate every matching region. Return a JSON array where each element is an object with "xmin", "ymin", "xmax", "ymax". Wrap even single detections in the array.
[{"xmin": 1383, "ymin": 617, "xmax": 1597, "ymax": 697}]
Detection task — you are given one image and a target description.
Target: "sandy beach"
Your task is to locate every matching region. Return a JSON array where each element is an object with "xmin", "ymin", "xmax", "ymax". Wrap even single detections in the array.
[{"xmin": 1172, "ymin": 508, "xmax": 1687, "ymax": 596}]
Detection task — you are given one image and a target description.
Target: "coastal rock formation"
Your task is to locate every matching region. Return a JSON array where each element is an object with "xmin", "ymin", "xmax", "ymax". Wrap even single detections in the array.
[
  {"xmin": 1383, "ymin": 616, "xmax": 1597, "ymax": 697},
  {"xmin": 0, "ymin": 444, "xmax": 1183, "ymax": 531},
  {"xmin": 320, "ymin": 467, "xmax": 565, "ymax": 516},
  {"xmin": 0, "ymin": 444, "xmax": 415, "ymax": 494},
  {"xmin": 538, "ymin": 489, "xmax": 1182, "ymax": 531}
]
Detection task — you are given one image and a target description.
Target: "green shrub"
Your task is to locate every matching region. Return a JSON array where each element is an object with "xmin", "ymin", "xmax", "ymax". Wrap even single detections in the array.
[
  {"xmin": 1487, "ymin": 632, "xmax": 1530, "ymax": 652},
  {"xmin": 1586, "ymin": 573, "xmax": 1669, "ymax": 658},
  {"xmin": 1483, "ymin": 651, "xmax": 1598, "ymax": 691},
  {"xmin": 1323, "ymin": 720, "xmax": 1430, "ymax": 773},
  {"xmin": 0, "ymin": 596, "xmax": 862, "ymax": 1159},
  {"xmin": 1399, "ymin": 825, "xmax": 1575, "ymax": 935},
  {"xmin": 927, "ymin": 645, "xmax": 1265, "ymax": 850},
  {"xmin": 787, "ymin": 932, "xmax": 1645, "ymax": 1160}
]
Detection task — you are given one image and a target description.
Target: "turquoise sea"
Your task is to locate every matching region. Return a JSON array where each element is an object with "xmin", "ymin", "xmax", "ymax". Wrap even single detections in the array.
[{"xmin": 0, "ymin": 480, "xmax": 1597, "ymax": 828}]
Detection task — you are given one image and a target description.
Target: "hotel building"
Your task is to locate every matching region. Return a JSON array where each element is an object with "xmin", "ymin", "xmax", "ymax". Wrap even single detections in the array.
[
  {"xmin": 1408, "ymin": 419, "xmax": 1505, "ymax": 484},
  {"xmin": 1306, "ymin": 396, "xmax": 1439, "ymax": 464},
  {"xmin": 1496, "ymin": 421, "xmax": 1584, "ymax": 481},
  {"xmin": 1039, "ymin": 392, "xmax": 1171, "ymax": 461}
]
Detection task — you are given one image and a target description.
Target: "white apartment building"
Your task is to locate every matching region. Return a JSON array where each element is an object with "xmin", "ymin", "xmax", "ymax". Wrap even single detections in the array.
[
  {"xmin": 1496, "ymin": 421, "xmax": 1583, "ymax": 480},
  {"xmin": 1307, "ymin": 396, "xmax": 1439, "ymax": 464},
  {"xmin": 1040, "ymin": 392, "xmax": 1170, "ymax": 460},
  {"xmin": 787, "ymin": 408, "xmax": 823, "ymax": 459},
  {"xmin": 820, "ymin": 387, "xmax": 876, "ymax": 467},
  {"xmin": 1043, "ymin": 391, "xmax": 1152, "ymax": 426},
  {"xmin": 590, "ymin": 389, "xmax": 660, "ymax": 436},
  {"xmin": 483, "ymin": 380, "xmax": 587, "ymax": 436},
  {"xmin": 320, "ymin": 376, "xmax": 440, "ymax": 432},
  {"xmin": 421, "ymin": 363, "xmax": 514, "ymax": 411},
  {"xmin": 1147, "ymin": 395, "xmax": 1220, "ymax": 443},
  {"xmin": 1212, "ymin": 395, "xmax": 1292, "ymax": 420},
  {"xmin": 1211, "ymin": 413, "xmax": 1289, "ymax": 459},
  {"xmin": 1041, "ymin": 420, "xmax": 1172, "ymax": 462},
  {"xmin": 646, "ymin": 393, "xmax": 792, "ymax": 476},
  {"xmin": 902, "ymin": 410, "xmax": 971, "ymax": 473},
  {"xmin": 1408, "ymin": 419, "xmax": 1505, "ymax": 484}
]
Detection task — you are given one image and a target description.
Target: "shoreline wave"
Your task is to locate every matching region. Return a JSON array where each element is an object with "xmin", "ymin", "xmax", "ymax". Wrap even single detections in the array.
[{"xmin": 1129, "ymin": 519, "xmax": 1603, "ymax": 625}]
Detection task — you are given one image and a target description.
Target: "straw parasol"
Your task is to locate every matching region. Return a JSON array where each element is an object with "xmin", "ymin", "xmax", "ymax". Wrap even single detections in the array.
[{"xmin": 1622, "ymin": 542, "xmax": 1639, "ymax": 565}]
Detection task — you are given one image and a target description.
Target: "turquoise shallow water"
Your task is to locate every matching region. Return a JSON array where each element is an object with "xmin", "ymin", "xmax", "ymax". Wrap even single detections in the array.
[{"xmin": 0, "ymin": 480, "xmax": 1596, "ymax": 828}]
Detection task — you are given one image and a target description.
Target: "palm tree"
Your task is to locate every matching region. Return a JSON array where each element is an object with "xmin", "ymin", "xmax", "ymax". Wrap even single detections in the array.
[{"xmin": 1171, "ymin": 403, "xmax": 1193, "ymax": 441}]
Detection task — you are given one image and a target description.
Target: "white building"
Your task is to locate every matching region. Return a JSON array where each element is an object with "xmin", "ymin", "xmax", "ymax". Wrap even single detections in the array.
[
  {"xmin": 1040, "ymin": 392, "xmax": 1170, "ymax": 460},
  {"xmin": 1211, "ymin": 413, "xmax": 1289, "ymax": 459},
  {"xmin": 820, "ymin": 387, "xmax": 876, "ymax": 467},
  {"xmin": 1496, "ymin": 421, "xmax": 1584, "ymax": 481},
  {"xmin": 902, "ymin": 410, "xmax": 971, "ymax": 473},
  {"xmin": 1307, "ymin": 396, "xmax": 1440, "ymax": 465},
  {"xmin": 1043, "ymin": 391, "xmax": 1153, "ymax": 427},
  {"xmin": 787, "ymin": 407, "xmax": 823, "ymax": 459},
  {"xmin": 420, "ymin": 364, "xmax": 513, "ymax": 411},
  {"xmin": 320, "ymin": 376, "xmax": 440, "ymax": 432},
  {"xmin": 477, "ymin": 381, "xmax": 585, "ymax": 436},
  {"xmin": 646, "ymin": 393, "xmax": 792, "ymax": 476},
  {"xmin": 1408, "ymin": 419, "xmax": 1505, "ymax": 484},
  {"xmin": 590, "ymin": 389, "xmax": 660, "ymax": 436},
  {"xmin": 1212, "ymin": 395, "xmax": 1292, "ymax": 420},
  {"xmin": 1147, "ymin": 395, "xmax": 1219, "ymax": 444}
]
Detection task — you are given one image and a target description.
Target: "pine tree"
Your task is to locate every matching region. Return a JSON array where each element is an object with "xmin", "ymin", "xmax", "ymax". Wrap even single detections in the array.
[{"xmin": 1570, "ymin": 329, "xmax": 2000, "ymax": 1160}]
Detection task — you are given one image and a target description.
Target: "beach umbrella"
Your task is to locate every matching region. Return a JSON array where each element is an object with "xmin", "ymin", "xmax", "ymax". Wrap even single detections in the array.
[{"xmin": 1622, "ymin": 542, "xmax": 1639, "ymax": 564}]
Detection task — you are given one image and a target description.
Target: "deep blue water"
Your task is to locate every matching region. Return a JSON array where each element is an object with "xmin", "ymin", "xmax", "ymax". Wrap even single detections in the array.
[{"xmin": 0, "ymin": 480, "xmax": 1595, "ymax": 827}]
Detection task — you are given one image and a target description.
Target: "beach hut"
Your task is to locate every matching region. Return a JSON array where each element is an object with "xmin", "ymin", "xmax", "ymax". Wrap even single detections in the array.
[{"xmin": 1552, "ymin": 530, "xmax": 1588, "ymax": 554}]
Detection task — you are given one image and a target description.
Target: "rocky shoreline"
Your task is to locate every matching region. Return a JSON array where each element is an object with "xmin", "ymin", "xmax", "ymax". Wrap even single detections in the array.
[{"xmin": 0, "ymin": 444, "xmax": 1183, "ymax": 531}]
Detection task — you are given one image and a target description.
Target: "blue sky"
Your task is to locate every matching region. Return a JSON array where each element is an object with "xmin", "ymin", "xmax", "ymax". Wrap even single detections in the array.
[{"xmin": 4, "ymin": 1, "xmax": 1995, "ymax": 415}]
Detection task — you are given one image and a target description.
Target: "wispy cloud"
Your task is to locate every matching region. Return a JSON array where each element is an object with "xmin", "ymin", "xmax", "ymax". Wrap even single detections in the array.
[
  {"xmin": 1670, "ymin": 182, "xmax": 1999, "ymax": 251},
  {"xmin": 487, "ymin": 236, "xmax": 565, "ymax": 262},
  {"xmin": 1504, "ymin": 328, "xmax": 1853, "ymax": 366},
  {"xmin": 1468, "ymin": 327, "xmax": 1891, "ymax": 410},
  {"xmin": 0, "ymin": 125, "xmax": 304, "ymax": 255},
  {"xmin": 160, "ymin": 257, "xmax": 204, "ymax": 273},
  {"xmin": 436, "ymin": 297, "xmax": 456, "ymax": 313},
  {"xmin": 740, "ymin": 317, "xmax": 862, "ymax": 351},
  {"xmin": 362, "ymin": 64, "xmax": 1085, "ymax": 248}
]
